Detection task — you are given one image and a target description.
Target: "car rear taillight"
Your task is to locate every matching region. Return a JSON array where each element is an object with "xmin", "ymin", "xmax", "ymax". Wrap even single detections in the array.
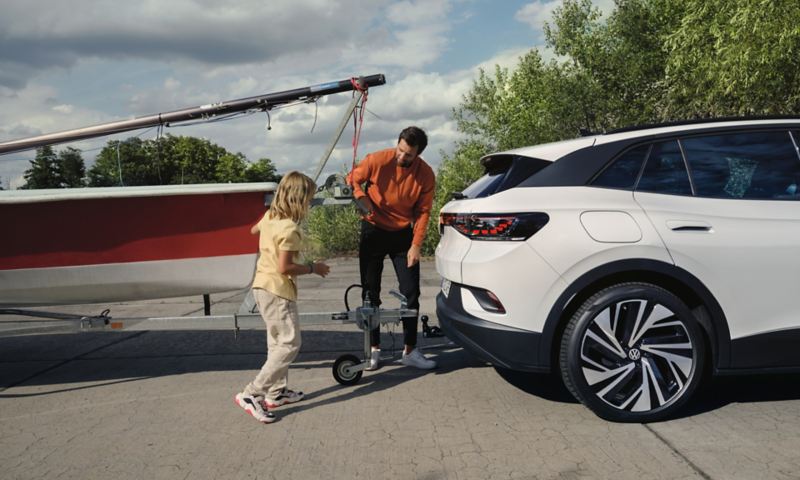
[{"xmin": 439, "ymin": 212, "xmax": 549, "ymax": 241}]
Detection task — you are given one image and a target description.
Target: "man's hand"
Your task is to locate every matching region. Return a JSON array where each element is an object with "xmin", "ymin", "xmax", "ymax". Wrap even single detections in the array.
[
  {"xmin": 355, "ymin": 196, "xmax": 374, "ymax": 217},
  {"xmin": 407, "ymin": 244, "xmax": 421, "ymax": 267}
]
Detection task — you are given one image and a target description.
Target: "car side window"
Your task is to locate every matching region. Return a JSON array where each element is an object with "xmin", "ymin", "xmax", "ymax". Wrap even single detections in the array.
[
  {"xmin": 681, "ymin": 131, "xmax": 800, "ymax": 200},
  {"xmin": 591, "ymin": 145, "xmax": 650, "ymax": 190},
  {"xmin": 636, "ymin": 140, "xmax": 692, "ymax": 195}
]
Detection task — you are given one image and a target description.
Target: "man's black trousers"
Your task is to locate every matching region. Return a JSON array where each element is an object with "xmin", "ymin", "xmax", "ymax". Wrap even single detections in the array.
[{"xmin": 358, "ymin": 220, "xmax": 420, "ymax": 347}]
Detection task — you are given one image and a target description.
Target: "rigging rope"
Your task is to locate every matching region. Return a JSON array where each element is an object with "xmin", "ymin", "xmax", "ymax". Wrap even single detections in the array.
[{"xmin": 349, "ymin": 78, "xmax": 368, "ymax": 185}]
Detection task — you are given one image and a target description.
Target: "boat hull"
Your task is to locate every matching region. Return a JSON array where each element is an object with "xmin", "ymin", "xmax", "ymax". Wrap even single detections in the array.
[
  {"xmin": 0, "ymin": 183, "xmax": 275, "ymax": 306},
  {"xmin": 0, "ymin": 255, "xmax": 257, "ymax": 306}
]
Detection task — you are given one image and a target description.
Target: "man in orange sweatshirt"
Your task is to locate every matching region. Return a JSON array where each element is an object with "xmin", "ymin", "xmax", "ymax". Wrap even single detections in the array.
[{"xmin": 347, "ymin": 126, "xmax": 437, "ymax": 370}]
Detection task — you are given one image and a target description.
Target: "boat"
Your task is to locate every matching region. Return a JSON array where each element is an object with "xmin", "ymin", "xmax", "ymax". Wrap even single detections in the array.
[{"xmin": 0, "ymin": 75, "xmax": 385, "ymax": 307}]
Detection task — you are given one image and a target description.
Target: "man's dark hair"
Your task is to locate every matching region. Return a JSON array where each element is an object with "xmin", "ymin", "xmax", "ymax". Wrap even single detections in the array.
[{"xmin": 398, "ymin": 126, "xmax": 428, "ymax": 154}]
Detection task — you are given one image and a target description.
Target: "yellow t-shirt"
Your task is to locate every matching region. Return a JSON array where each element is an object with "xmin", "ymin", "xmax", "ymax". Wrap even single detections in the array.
[{"xmin": 252, "ymin": 214, "xmax": 303, "ymax": 301}]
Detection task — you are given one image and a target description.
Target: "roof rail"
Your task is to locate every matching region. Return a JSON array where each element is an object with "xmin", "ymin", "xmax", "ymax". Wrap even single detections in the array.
[{"xmin": 606, "ymin": 115, "xmax": 800, "ymax": 135}]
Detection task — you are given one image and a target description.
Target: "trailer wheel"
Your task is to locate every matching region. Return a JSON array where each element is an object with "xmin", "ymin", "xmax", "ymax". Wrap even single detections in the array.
[{"xmin": 333, "ymin": 354, "xmax": 363, "ymax": 385}]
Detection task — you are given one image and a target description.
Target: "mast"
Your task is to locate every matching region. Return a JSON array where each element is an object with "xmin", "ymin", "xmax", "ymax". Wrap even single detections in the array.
[{"xmin": 0, "ymin": 74, "xmax": 385, "ymax": 155}]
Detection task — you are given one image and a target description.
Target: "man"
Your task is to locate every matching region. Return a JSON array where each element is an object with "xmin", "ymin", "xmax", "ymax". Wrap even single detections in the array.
[{"xmin": 348, "ymin": 126, "xmax": 436, "ymax": 370}]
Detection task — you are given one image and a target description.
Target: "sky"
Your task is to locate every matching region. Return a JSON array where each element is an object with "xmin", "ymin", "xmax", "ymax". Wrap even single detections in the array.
[{"xmin": 0, "ymin": 0, "xmax": 614, "ymax": 189}]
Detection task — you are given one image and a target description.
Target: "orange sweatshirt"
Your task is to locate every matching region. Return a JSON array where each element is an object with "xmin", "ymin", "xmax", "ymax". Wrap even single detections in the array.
[{"xmin": 348, "ymin": 148, "xmax": 435, "ymax": 247}]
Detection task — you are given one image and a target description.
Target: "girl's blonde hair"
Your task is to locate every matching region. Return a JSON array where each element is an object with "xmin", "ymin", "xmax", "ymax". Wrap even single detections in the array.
[{"xmin": 268, "ymin": 171, "xmax": 317, "ymax": 223}]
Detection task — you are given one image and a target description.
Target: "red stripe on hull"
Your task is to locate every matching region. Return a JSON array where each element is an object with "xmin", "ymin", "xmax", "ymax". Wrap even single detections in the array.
[{"xmin": 0, "ymin": 191, "xmax": 267, "ymax": 270}]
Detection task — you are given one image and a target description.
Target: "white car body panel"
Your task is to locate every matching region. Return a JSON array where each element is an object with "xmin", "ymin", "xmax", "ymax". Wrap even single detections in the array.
[
  {"xmin": 441, "ymin": 187, "xmax": 673, "ymax": 332},
  {"xmin": 459, "ymin": 240, "xmax": 566, "ymax": 331},
  {"xmin": 434, "ymin": 201, "xmax": 474, "ymax": 285},
  {"xmin": 634, "ymin": 192, "xmax": 800, "ymax": 340}
]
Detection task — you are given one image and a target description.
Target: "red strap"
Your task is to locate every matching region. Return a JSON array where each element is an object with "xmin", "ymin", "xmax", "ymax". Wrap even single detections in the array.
[{"xmin": 349, "ymin": 78, "xmax": 368, "ymax": 186}]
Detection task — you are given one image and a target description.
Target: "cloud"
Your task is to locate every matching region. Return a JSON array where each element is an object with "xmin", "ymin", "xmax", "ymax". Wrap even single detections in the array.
[
  {"xmin": 52, "ymin": 104, "xmax": 74, "ymax": 114},
  {"xmin": 515, "ymin": 1, "xmax": 562, "ymax": 34},
  {"xmin": 0, "ymin": 0, "xmax": 389, "ymax": 89},
  {"xmin": 358, "ymin": 0, "xmax": 453, "ymax": 68},
  {"xmin": 515, "ymin": 0, "xmax": 616, "ymax": 35}
]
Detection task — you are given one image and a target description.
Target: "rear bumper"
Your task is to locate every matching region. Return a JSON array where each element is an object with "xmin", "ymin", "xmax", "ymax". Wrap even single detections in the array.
[{"xmin": 436, "ymin": 286, "xmax": 548, "ymax": 373}]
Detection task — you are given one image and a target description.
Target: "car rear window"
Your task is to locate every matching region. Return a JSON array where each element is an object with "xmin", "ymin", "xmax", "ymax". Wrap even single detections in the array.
[{"xmin": 461, "ymin": 154, "xmax": 550, "ymax": 198}]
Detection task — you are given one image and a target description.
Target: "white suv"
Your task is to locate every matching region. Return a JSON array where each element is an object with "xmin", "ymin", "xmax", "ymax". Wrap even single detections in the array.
[{"xmin": 435, "ymin": 118, "xmax": 800, "ymax": 422}]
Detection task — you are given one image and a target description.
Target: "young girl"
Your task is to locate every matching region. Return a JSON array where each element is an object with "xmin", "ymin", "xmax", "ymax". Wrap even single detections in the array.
[{"xmin": 235, "ymin": 171, "xmax": 330, "ymax": 424}]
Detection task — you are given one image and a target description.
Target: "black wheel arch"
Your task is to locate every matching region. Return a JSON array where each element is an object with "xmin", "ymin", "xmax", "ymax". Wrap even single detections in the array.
[{"xmin": 539, "ymin": 259, "xmax": 730, "ymax": 371}]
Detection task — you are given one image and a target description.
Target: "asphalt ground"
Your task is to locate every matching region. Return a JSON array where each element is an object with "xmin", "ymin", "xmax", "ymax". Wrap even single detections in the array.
[{"xmin": 1, "ymin": 257, "xmax": 800, "ymax": 479}]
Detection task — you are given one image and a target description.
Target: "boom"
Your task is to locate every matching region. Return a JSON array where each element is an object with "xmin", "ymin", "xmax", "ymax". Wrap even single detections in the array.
[{"xmin": 0, "ymin": 74, "xmax": 386, "ymax": 155}]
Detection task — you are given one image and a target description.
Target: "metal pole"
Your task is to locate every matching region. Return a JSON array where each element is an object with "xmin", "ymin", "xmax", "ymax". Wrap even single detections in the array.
[
  {"xmin": 311, "ymin": 91, "xmax": 363, "ymax": 184},
  {"xmin": 0, "ymin": 74, "xmax": 386, "ymax": 155}
]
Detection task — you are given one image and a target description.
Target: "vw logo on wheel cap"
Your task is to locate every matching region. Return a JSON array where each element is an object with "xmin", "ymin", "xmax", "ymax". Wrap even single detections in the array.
[{"xmin": 628, "ymin": 348, "xmax": 641, "ymax": 361}]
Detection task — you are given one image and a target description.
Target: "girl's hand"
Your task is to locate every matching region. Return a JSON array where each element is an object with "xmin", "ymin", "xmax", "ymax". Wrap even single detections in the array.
[{"xmin": 312, "ymin": 262, "xmax": 330, "ymax": 278}]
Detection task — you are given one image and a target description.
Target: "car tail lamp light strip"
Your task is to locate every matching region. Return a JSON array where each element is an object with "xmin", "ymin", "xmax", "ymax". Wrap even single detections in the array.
[{"xmin": 439, "ymin": 212, "xmax": 549, "ymax": 240}]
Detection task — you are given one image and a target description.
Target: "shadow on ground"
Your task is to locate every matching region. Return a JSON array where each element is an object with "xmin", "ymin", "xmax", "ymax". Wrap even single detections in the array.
[
  {"xmin": 493, "ymin": 364, "xmax": 800, "ymax": 419},
  {"xmin": 0, "ymin": 330, "xmax": 477, "ymax": 395}
]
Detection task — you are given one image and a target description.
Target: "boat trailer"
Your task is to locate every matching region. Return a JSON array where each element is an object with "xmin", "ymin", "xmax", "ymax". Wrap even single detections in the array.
[{"xmin": 0, "ymin": 288, "xmax": 443, "ymax": 385}]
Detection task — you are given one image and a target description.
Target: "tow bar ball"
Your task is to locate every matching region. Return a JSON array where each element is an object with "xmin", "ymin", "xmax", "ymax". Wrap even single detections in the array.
[{"xmin": 421, "ymin": 315, "xmax": 444, "ymax": 338}]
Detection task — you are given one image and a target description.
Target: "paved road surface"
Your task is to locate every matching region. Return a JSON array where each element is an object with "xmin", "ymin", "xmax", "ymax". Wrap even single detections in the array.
[{"xmin": 2, "ymin": 258, "xmax": 799, "ymax": 479}]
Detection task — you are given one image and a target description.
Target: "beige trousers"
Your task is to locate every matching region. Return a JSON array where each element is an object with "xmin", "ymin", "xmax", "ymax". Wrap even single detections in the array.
[{"xmin": 243, "ymin": 288, "xmax": 302, "ymax": 401}]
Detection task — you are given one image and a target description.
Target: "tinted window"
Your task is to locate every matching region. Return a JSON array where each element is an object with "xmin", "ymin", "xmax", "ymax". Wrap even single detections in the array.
[
  {"xmin": 462, "ymin": 172, "xmax": 504, "ymax": 199},
  {"xmin": 591, "ymin": 145, "xmax": 650, "ymax": 190},
  {"xmin": 682, "ymin": 131, "xmax": 800, "ymax": 200},
  {"xmin": 461, "ymin": 155, "xmax": 550, "ymax": 198},
  {"xmin": 636, "ymin": 140, "xmax": 692, "ymax": 195}
]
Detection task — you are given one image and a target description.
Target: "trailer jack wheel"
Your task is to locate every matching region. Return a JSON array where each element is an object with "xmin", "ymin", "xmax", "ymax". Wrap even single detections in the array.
[{"xmin": 333, "ymin": 354, "xmax": 363, "ymax": 385}]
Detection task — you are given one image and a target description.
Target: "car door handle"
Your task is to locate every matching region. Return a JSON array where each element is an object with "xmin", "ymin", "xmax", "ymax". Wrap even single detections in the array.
[{"xmin": 666, "ymin": 220, "xmax": 712, "ymax": 232}]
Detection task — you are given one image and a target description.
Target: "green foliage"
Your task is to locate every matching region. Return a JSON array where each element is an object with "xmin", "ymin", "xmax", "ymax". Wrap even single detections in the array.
[
  {"xmin": 664, "ymin": 0, "xmax": 800, "ymax": 116},
  {"xmin": 21, "ymin": 145, "xmax": 88, "ymax": 189},
  {"xmin": 58, "ymin": 147, "xmax": 86, "ymax": 187},
  {"xmin": 245, "ymin": 158, "xmax": 282, "ymax": 183},
  {"xmin": 214, "ymin": 152, "xmax": 248, "ymax": 183},
  {"xmin": 545, "ymin": 0, "xmax": 681, "ymax": 127},
  {"xmin": 89, "ymin": 138, "xmax": 150, "ymax": 186},
  {"xmin": 22, "ymin": 146, "xmax": 61, "ymax": 189},
  {"xmin": 304, "ymin": 201, "xmax": 361, "ymax": 259},
  {"xmin": 86, "ymin": 134, "xmax": 280, "ymax": 187}
]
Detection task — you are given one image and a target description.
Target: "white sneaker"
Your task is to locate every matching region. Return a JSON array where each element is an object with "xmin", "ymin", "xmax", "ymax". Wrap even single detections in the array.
[
  {"xmin": 401, "ymin": 349, "xmax": 437, "ymax": 370},
  {"xmin": 235, "ymin": 393, "xmax": 276, "ymax": 424},
  {"xmin": 365, "ymin": 349, "xmax": 380, "ymax": 371}
]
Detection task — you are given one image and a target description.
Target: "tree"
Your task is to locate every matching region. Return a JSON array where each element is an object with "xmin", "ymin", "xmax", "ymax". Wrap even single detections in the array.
[
  {"xmin": 22, "ymin": 146, "xmax": 61, "ymax": 189},
  {"xmin": 543, "ymin": 0, "xmax": 683, "ymax": 127},
  {"xmin": 215, "ymin": 152, "xmax": 248, "ymax": 183},
  {"xmin": 665, "ymin": 0, "xmax": 800, "ymax": 117},
  {"xmin": 245, "ymin": 158, "xmax": 281, "ymax": 183},
  {"xmin": 87, "ymin": 134, "xmax": 260, "ymax": 186},
  {"xmin": 88, "ymin": 138, "xmax": 150, "ymax": 186},
  {"xmin": 58, "ymin": 147, "xmax": 86, "ymax": 187}
]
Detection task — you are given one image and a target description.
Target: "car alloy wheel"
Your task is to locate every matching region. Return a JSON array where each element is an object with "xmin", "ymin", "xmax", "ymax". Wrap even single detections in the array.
[{"xmin": 560, "ymin": 282, "xmax": 705, "ymax": 422}]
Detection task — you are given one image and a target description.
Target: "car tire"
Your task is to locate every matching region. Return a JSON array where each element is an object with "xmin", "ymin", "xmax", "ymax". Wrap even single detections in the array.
[{"xmin": 559, "ymin": 282, "xmax": 706, "ymax": 422}]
